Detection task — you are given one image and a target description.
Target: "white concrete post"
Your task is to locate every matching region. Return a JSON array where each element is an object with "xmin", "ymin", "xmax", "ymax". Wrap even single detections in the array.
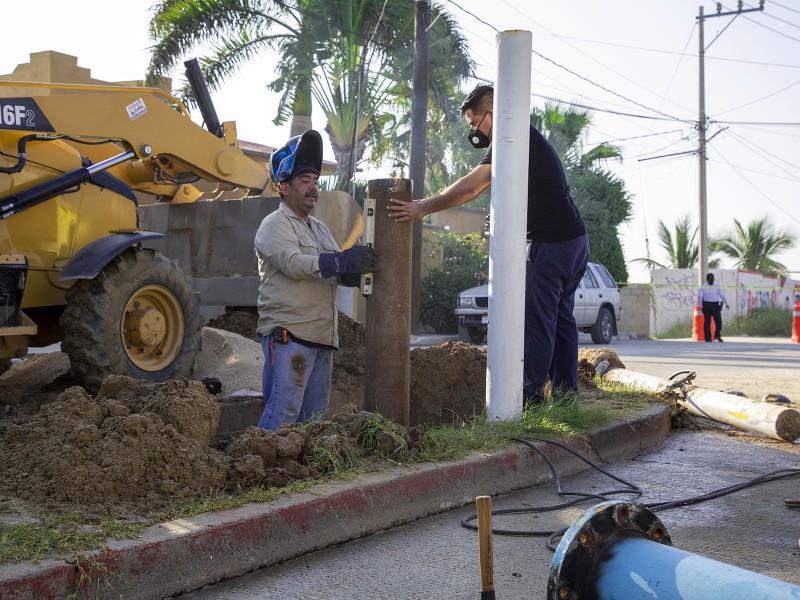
[{"xmin": 486, "ymin": 30, "xmax": 532, "ymax": 421}]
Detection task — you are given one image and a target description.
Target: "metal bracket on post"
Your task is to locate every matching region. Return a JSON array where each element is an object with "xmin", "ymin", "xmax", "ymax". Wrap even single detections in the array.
[{"xmin": 360, "ymin": 197, "xmax": 376, "ymax": 296}]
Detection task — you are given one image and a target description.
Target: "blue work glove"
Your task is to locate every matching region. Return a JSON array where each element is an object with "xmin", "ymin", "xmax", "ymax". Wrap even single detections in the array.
[{"xmin": 319, "ymin": 245, "xmax": 378, "ymax": 278}]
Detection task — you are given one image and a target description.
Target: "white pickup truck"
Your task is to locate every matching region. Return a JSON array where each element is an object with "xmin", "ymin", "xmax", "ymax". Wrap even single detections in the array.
[{"xmin": 454, "ymin": 261, "xmax": 623, "ymax": 344}]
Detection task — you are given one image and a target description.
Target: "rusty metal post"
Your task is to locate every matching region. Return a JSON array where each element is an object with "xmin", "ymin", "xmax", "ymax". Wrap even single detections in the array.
[{"xmin": 364, "ymin": 179, "xmax": 412, "ymax": 426}]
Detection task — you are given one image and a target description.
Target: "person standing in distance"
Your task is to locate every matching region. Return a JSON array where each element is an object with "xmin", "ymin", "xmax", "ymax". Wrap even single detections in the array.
[
  {"xmin": 255, "ymin": 130, "xmax": 377, "ymax": 429},
  {"xmin": 387, "ymin": 84, "xmax": 589, "ymax": 406},
  {"xmin": 698, "ymin": 272, "xmax": 729, "ymax": 342}
]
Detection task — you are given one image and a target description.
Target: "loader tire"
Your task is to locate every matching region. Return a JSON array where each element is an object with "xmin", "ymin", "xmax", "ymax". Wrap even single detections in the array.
[{"xmin": 61, "ymin": 249, "xmax": 201, "ymax": 392}]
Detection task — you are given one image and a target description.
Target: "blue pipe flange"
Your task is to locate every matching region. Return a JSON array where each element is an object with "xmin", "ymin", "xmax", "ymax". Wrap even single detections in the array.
[{"xmin": 548, "ymin": 501, "xmax": 671, "ymax": 600}]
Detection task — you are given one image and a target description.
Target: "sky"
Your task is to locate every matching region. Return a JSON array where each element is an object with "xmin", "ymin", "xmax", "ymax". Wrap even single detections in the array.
[{"xmin": 3, "ymin": 0, "xmax": 799, "ymax": 283}]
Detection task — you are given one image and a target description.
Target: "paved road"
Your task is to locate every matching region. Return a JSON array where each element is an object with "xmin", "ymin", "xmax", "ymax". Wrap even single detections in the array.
[
  {"xmin": 173, "ymin": 427, "xmax": 800, "ymax": 599},
  {"xmin": 602, "ymin": 336, "xmax": 800, "ymax": 404},
  {"xmin": 172, "ymin": 336, "xmax": 800, "ymax": 600}
]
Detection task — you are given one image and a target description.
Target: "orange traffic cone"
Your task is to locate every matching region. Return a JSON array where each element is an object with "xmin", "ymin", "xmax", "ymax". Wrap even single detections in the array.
[
  {"xmin": 692, "ymin": 305, "xmax": 704, "ymax": 341},
  {"xmin": 693, "ymin": 304, "xmax": 716, "ymax": 341},
  {"xmin": 792, "ymin": 300, "xmax": 800, "ymax": 343}
]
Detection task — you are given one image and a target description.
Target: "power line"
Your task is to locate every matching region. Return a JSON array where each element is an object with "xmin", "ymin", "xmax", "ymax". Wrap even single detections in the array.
[
  {"xmin": 511, "ymin": 31, "xmax": 800, "ymax": 69},
  {"xmin": 711, "ymin": 119, "xmax": 800, "ymax": 126},
  {"xmin": 741, "ymin": 12, "xmax": 800, "ymax": 44},
  {"xmin": 587, "ymin": 128, "xmax": 689, "ymax": 145},
  {"xmin": 747, "ymin": 0, "xmax": 800, "ymax": 30},
  {"xmin": 770, "ymin": 0, "xmax": 800, "ymax": 16},
  {"xmin": 726, "ymin": 130, "xmax": 800, "ymax": 181},
  {"xmin": 712, "ymin": 149, "xmax": 800, "ymax": 227},
  {"xmin": 715, "ymin": 78, "xmax": 800, "ymax": 117},
  {"xmin": 445, "ymin": 0, "xmax": 695, "ymax": 123}
]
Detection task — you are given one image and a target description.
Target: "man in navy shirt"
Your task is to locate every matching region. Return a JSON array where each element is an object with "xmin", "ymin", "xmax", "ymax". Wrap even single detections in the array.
[{"xmin": 388, "ymin": 84, "xmax": 589, "ymax": 406}]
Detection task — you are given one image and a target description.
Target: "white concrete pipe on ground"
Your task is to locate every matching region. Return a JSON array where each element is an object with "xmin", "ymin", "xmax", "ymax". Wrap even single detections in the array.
[{"xmin": 603, "ymin": 368, "xmax": 800, "ymax": 442}]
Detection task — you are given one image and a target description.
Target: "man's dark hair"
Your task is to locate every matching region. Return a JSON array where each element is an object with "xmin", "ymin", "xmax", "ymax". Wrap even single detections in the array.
[{"xmin": 460, "ymin": 85, "xmax": 493, "ymax": 115}]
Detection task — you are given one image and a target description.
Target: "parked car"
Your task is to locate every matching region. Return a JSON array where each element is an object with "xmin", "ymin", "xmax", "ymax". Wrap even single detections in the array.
[{"xmin": 455, "ymin": 262, "xmax": 622, "ymax": 344}]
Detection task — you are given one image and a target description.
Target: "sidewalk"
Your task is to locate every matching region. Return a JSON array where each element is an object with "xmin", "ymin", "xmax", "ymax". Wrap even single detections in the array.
[{"xmin": 0, "ymin": 405, "xmax": 670, "ymax": 600}]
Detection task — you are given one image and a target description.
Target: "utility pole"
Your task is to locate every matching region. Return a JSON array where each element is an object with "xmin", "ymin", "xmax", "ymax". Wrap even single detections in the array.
[
  {"xmin": 409, "ymin": 0, "xmax": 429, "ymax": 333},
  {"xmin": 696, "ymin": 0, "xmax": 764, "ymax": 286}
]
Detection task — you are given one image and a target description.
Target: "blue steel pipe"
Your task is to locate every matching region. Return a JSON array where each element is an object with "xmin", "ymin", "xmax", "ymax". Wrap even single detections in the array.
[
  {"xmin": 596, "ymin": 536, "xmax": 800, "ymax": 600},
  {"xmin": 548, "ymin": 501, "xmax": 800, "ymax": 600}
]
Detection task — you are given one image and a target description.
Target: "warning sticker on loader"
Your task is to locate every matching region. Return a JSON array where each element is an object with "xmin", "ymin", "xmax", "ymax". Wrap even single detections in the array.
[
  {"xmin": 0, "ymin": 99, "xmax": 54, "ymax": 132},
  {"xmin": 126, "ymin": 98, "xmax": 148, "ymax": 121}
]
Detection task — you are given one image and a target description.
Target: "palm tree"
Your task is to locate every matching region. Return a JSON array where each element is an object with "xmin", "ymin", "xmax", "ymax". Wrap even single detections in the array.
[
  {"xmin": 635, "ymin": 215, "xmax": 699, "ymax": 269},
  {"xmin": 710, "ymin": 217, "xmax": 796, "ymax": 276},
  {"xmin": 531, "ymin": 103, "xmax": 622, "ymax": 168},
  {"xmin": 146, "ymin": 0, "xmax": 473, "ymax": 191},
  {"xmin": 147, "ymin": 0, "xmax": 321, "ymax": 137},
  {"xmin": 314, "ymin": 1, "xmax": 472, "ymax": 189}
]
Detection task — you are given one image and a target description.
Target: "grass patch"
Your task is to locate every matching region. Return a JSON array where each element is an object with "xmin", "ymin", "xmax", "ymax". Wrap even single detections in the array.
[
  {"xmin": 657, "ymin": 318, "xmax": 693, "ymax": 339},
  {"xmin": 417, "ymin": 380, "xmax": 659, "ymax": 462},
  {"xmin": 725, "ymin": 307, "xmax": 792, "ymax": 337},
  {"xmin": 0, "ymin": 513, "xmax": 144, "ymax": 564},
  {"xmin": 1, "ymin": 380, "xmax": 663, "ymax": 565}
]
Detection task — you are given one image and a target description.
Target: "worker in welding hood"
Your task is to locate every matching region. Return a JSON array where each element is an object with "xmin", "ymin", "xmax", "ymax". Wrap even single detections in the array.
[
  {"xmin": 254, "ymin": 129, "xmax": 377, "ymax": 430},
  {"xmin": 387, "ymin": 84, "xmax": 589, "ymax": 407}
]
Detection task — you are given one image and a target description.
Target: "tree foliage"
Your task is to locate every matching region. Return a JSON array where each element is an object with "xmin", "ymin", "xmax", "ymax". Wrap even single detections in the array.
[
  {"xmin": 710, "ymin": 217, "xmax": 796, "ymax": 276},
  {"xmin": 146, "ymin": 0, "xmax": 473, "ymax": 192},
  {"xmin": 634, "ymin": 214, "xmax": 703, "ymax": 270}
]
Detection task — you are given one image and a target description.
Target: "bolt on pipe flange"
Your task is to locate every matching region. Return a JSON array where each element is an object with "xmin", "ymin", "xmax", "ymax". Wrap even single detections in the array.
[{"xmin": 547, "ymin": 501, "xmax": 672, "ymax": 600}]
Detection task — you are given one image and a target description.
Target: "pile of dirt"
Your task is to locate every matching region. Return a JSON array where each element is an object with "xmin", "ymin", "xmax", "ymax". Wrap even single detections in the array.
[
  {"xmin": 203, "ymin": 308, "xmax": 486, "ymax": 426},
  {"xmin": 410, "ymin": 341, "xmax": 487, "ymax": 426},
  {"xmin": 0, "ymin": 377, "xmax": 227, "ymax": 518},
  {"xmin": 0, "ymin": 380, "xmax": 415, "ymax": 519},
  {"xmin": 206, "ymin": 306, "xmax": 259, "ymax": 341}
]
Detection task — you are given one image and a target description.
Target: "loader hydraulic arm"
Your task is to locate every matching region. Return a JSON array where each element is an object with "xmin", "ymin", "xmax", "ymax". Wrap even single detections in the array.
[{"xmin": 0, "ymin": 67, "xmax": 269, "ymax": 198}]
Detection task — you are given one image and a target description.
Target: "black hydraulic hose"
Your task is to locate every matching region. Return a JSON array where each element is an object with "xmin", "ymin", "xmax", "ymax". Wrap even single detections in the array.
[
  {"xmin": 460, "ymin": 437, "xmax": 800, "ymax": 552},
  {"xmin": 0, "ymin": 134, "xmax": 51, "ymax": 174},
  {"xmin": 461, "ymin": 437, "xmax": 642, "ymax": 549}
]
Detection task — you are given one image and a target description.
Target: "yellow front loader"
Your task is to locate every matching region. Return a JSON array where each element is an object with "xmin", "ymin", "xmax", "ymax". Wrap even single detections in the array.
[{"xmin": 0, "ymin": 60, "xmax": 269, "ymax": 390}]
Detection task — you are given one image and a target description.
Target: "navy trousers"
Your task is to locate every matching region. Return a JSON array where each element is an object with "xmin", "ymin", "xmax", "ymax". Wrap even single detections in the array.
[
  {"xmin": 524, "ymin": 234, "xmax": 590, "ymax": 402},
  {"xmin": 702, "ymin": 301, "xmax": 723, "ymax": 341}
]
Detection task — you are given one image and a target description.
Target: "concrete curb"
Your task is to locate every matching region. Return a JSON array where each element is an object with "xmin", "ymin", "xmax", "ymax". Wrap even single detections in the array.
[{"xmin": 0, "ymin": 404, "xmax": 670, "ymax": 600}]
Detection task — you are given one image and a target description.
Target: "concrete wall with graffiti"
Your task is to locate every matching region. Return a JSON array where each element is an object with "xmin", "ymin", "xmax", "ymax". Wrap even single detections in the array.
[{"xmin": 649, "ymin": 269, "xmax": 800, "ymax": 336}]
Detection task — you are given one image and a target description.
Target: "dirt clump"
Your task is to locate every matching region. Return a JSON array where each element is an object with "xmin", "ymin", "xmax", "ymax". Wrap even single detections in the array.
[
  {"xmin": 578, "ymin": 347, "xmax": 626, "ymax": 372},
  {"xmin": 206, "ymin": 306, "xmax": 259, "ymax": 342},
  {"xmin": 410, "ymin": 341, "xmax": 487, "ymax": 426},
  {"xmin": 224, "ymin": 403, "xmax": 414, "ymax": 491},
  {"xmin": 0, "ymin": 378, "xmax": 227, "ymax": 518},
  {"xmin": 0, "ymin": 352, "xmax": 72, "ymax": 420}
]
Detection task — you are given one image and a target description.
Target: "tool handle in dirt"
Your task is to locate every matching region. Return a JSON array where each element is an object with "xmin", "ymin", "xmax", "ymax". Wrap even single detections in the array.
[{"xmin": 476, "ymin": 495, "xmax": 496, "ymax": 599}]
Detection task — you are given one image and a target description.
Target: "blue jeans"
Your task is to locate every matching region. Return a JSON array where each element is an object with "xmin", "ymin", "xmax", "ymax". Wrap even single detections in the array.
[
  {"xmin": 524, "ymin": 234, "xmax": 590, "ymax": 402},
  {"xmin": 258, "ymin": 335, "xmax": 333, "ymax": 430}
]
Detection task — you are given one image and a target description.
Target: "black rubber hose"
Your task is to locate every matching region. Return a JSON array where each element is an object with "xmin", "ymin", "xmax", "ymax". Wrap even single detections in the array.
[
  {"xmin": 0, "ymin": 134, "xmax": 42, "ymax": 174},
  {"xmin": 460, "ymin": 436, "xmax": 800, "ymax": 552}
]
